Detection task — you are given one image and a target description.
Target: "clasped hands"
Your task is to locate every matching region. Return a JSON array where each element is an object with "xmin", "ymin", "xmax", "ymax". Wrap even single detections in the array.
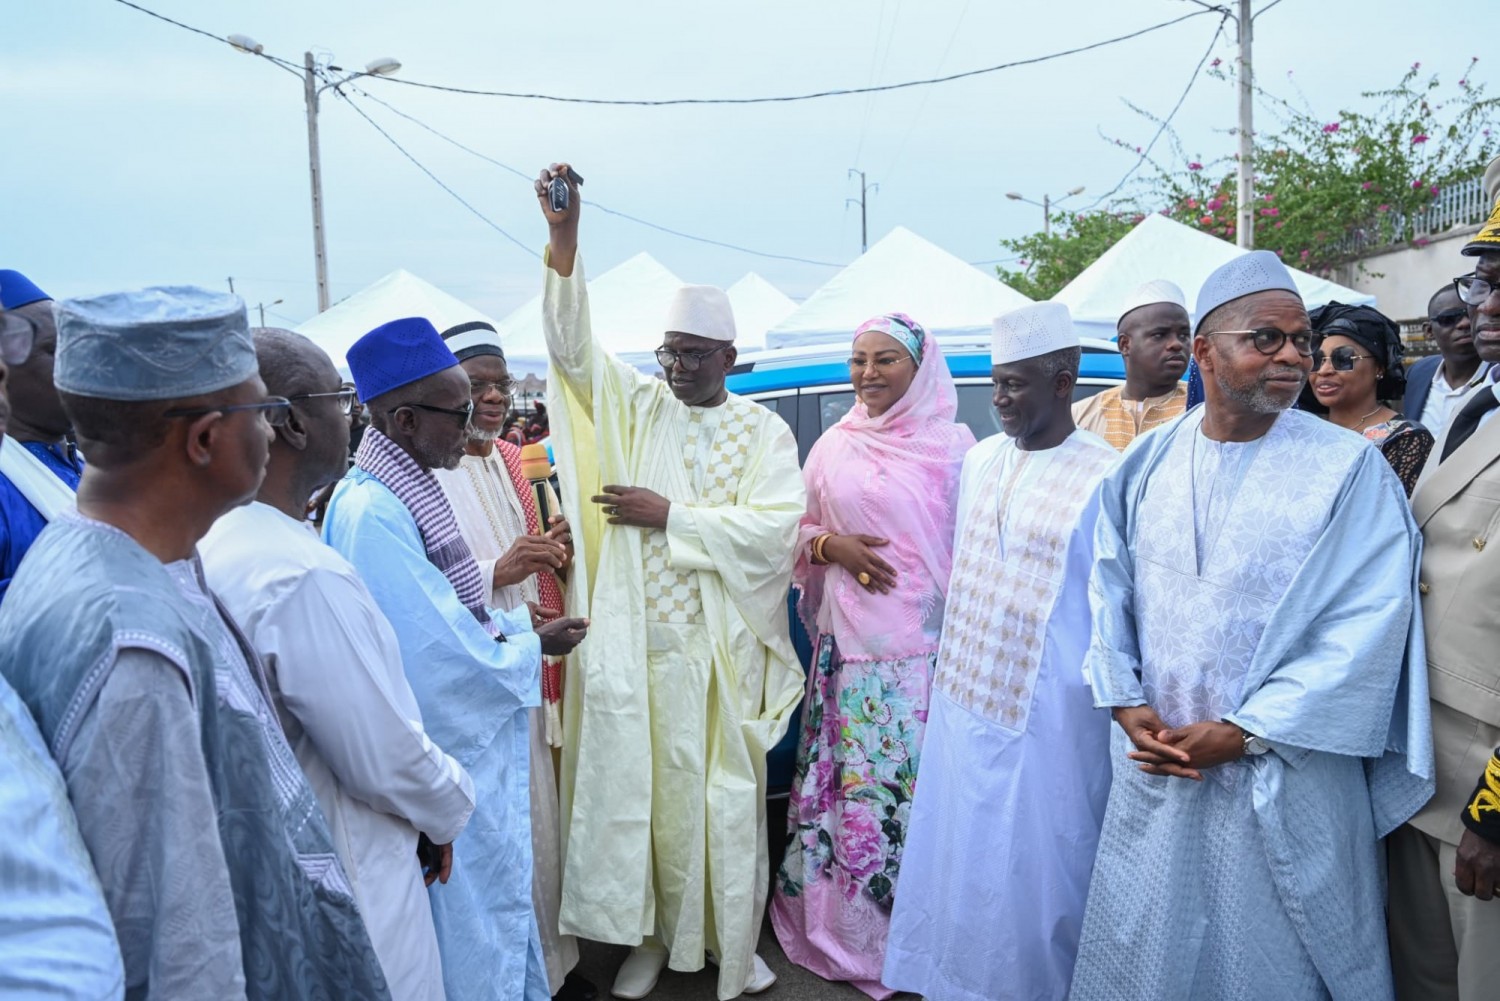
[{"xmin": 1112, "ymin": 704, "xmax": 1245, "ymax": 781}]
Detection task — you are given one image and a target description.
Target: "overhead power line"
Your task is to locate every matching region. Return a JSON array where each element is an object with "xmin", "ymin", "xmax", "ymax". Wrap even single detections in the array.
[
  {"xmin": 1086, "ymin": 13, "xmax": 1230, "ymax": 209},
  {"xmin": 345, "ymin": 86, "xmax": 847, "ymax": 267},
  {"xmin": 369, "ymin": 10, "xmax": 1214, "ymax": 106}
]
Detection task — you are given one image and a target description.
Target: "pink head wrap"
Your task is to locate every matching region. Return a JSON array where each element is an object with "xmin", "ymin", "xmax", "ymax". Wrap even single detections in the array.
[{"xmin": 796, "ymin": 315, "xmax": 975, "ymax": 662}]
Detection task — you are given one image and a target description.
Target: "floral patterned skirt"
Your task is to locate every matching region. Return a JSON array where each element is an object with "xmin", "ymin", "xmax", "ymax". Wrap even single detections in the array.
[{"xmin": 769, "ymin": 633, "xmax": 934, "ymax": 999}]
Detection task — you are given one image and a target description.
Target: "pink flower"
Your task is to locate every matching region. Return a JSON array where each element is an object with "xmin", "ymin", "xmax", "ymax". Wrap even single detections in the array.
[
  {"xmin": 834, "ymin": 801, "xmax": 886, "ymax": 883},
  {"xmin": 1412, "ymin": 179, "xmax": 1427, "ymax": 190},
  {"xmin": 1017, "ymin": 259, "xmax": 1029, "ymax": 267},
  {"xmin": 1360, "ymin": 181, "xmax": 1375, "ymax": 191},
  {"xmin": 1186, "ymin": 198, "xmax": 1199, "ymax": 209},
  {"xmin": 1322, "ymin": 122, "xmax": 1340, "ymax": 133},
  {"xmin": 1226, "ymin": 226, "xmax": 1235, "ymax": 238},
  {"xmin": 1211, "ymin": 57, "xmax": 1222, "ymax": 68},
  {"xmin": 1431, "ymin": 185, "xmax": 1441, "ymax": 196},
  {"xmin": 1259, "ymin": 207, "xmax": 1280, "ymax": 217},
  {"xmin": 1412, "ymin": 134, "xmax": 1429, "ymax": 145},
  {"xmin": 1188, "ymin": 162, "xmax": 1203, "ymax": 171},
  {"xmin": 1263, "ymin": 193, "xmax": 1275, "ymax": 201},
  {"xmin": 1300, "ymin": 250, "xmax": 1310, "ymax": 260},
  {"xmin": 1274, "ymin": 220, "xmax": 1284, "ymax": 228},
  {"xmin": 1412, "ymin": 61, "xmax": 1421, "ymax": 71},
  {"xmin": 1207, "ymin": 197, "xmax": 1224, "ymax": 210},
  {"xmin": 1377, "ymin": 204, "xmax": 1391, "ymax": 212},
  {"xmin": 1200, "ymin": 215, "xmax": 1215, "ymax": 226}
]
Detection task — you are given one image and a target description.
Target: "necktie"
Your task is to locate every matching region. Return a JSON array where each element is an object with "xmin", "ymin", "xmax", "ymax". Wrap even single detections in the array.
[{"xmin": 1440, "ymin": 386, "xmax": 1500, "ymax": 462}]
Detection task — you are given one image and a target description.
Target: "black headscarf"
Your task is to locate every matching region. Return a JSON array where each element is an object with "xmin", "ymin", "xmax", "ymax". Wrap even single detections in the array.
[{"xmin": 1308, "ymin": 301, "xmax": 1407, "ymax": 400}]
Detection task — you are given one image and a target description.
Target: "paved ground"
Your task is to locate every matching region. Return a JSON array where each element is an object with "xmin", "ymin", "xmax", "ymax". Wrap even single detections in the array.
[{"xmin": 574, "ymin": 923, "xmax": 905, "ymax": 1000}]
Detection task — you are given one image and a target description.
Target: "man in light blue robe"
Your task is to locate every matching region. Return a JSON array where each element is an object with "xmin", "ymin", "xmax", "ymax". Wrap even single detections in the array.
[
  {"xmin": 324, "ymin": 316, "xmax": 589, "ymax": 1001},
  {"xmin": 1069, "ymin": 252, "xmax": 1434, "ymax": 1001}
]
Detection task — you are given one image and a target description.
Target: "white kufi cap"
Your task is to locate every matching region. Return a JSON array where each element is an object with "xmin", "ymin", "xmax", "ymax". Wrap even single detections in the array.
[
  {"xmin": 1119, "ymin": 279, "xmax": 1187, "ymax": 324},
  {"xmin": 1193, "ymin": 250, "xmax": 1300, "ymax": 334},
  {"xmin": 991, "ymin": 302, "xmax": 1078, "ymax": 365},
  {"xmin": 663, "ymin": 284, "xmax": 737, "ymax": 343}
]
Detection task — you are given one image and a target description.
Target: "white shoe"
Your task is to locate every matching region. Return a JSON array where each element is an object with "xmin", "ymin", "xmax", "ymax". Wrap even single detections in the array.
[
  {"xmin": 742, "ymin": 954, "xmax": 777, "ymax": 995},
  {"xmin": 611, "ymin": 945, "xmax": 669, "ymax": 1000}
]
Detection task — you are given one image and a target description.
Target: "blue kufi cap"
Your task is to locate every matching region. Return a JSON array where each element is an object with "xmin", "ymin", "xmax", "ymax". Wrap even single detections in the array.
[
  {"xmin": 348, "ymin": 316, "xmax": 460, "ymax": 403},
  {"xmin": 1194, "ymin": 250, "xmax": 1301, "ymax": 334},
  {"xmin": 54, "ymin": 286, "xmax": 257, "ymax": 402},
  {"xmin": 0, "ymin": 270, "xmax": 51, "ymax": 309}
]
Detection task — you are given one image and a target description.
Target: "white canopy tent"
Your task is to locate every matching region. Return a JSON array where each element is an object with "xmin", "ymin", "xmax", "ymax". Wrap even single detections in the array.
[
  {"xmin": 1054, "ymin": 213, "xmax": 1376, "ymax": 340},
  {"xmin": 294, "ymin": 269, "xmax": 505, "ymax": 378},
  {"xmin": 727, "ymin": 273, "xmax": 798, "ymax": 350},
  {"xmin": 497, "ymin": 252, "xmax": 685, "ymax": 377},
  {"xmin": 765, "ymin": 226, "xmax": 1032, "ymax": 349}
]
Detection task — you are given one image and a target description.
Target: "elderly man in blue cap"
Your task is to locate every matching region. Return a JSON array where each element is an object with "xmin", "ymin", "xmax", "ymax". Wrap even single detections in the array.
[
  {"xmin": 0, "ymin": 270, "xmax": 82, "ymax": 603},
  {"xmin": 1067, "ymin": 251, "xmax": 1433, "ymax": 1001},
  {"xmin": 323, "ymin": 315, "xmax": 589, "ymax": 1001},
  {"xmin": 0, "ymin": 294, "xmax": 125, "ymax": 998},
  {"xmin": 0, "ymin": 286, "xmax": 391, "ymax": 1000}
]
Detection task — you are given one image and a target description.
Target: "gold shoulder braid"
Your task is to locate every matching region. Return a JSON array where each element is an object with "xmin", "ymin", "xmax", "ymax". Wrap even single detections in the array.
[{"xmin": 1462, "ymin": 750, "xmax": 1500, "ymax": 843}]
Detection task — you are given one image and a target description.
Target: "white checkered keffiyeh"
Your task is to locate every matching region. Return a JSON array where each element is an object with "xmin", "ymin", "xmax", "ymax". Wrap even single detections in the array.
[{"xmin": 355, "ymin": 428, "xmax": 500, "ymax": 637}]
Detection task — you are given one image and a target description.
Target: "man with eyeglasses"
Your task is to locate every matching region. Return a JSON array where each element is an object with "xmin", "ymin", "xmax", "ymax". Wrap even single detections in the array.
[
  {"xmin": 1404, "ymin": 284, "xmax": 1489, "ymax": 437},
  {"xmin": 324, "ymin": 314, "xmax": 590, "ymax": 1001},
  {"xmin": 0, "ymin": 297, "xmax": 126, "ymax": 998},
  {"xmin": 0, "ymin": 286, "xmax": 393, "ymax": 999},
  {"xmin": 432, "ymin": 319, "xmax": 594, "ymax": 1001},
  {"xmin": 536, "ymin": 164, "xmax": 804, "ymax": 1000},
  {"xmin": 200, "ymin": 328, "xmax": 479, "ymax": 1001},
  {"xmin": 0, "ymin": 271, "xmax": 83, "ymax": 604},
  {"xmin": 1394, "ymin": 169, "xmax": 1500, "ymax": 1001},
  {"xmin": 1070, "ymin": 251, "xmax": 1431, "ymax": 1001}
]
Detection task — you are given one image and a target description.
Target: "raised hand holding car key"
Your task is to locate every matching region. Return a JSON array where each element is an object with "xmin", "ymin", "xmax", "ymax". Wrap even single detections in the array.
[{"xmin": 548, "ymin": 165, "xmax": 584, "ymax": 213}]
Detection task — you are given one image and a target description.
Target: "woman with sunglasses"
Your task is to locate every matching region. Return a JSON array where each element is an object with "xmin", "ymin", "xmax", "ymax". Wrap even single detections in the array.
[
  {"xmin": 1308, "ymin": 301, "xmax": 1433, "ymax": 495},
  {"xmin": 770, "ymin": 313, "xmax": 974, "ymax": 998}
]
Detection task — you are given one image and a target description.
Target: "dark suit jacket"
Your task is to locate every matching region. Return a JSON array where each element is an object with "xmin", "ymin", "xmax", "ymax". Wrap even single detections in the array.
[{"xmin": 1402, "ymin": 354, "xmax": 1442, "ymax": 423}]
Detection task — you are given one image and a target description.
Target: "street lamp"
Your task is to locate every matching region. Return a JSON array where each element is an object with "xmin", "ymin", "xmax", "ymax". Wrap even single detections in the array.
[
  {"xmin": 1005, "ymin": 185, "xmax": 1086, "ymax": 238},
  {"xmin": 253, "ymin": 298, "xmax": 284, "ymax": 327},
  {"xmin": 230, "ymin": 36, "xmax": 402, "ymax": 313}
]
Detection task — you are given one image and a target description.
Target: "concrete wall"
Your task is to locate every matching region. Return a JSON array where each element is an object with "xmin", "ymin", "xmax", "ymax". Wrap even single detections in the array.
[{"xmin": 1334, "ymin": 224, "xmax": 1480, "ymax": 322}]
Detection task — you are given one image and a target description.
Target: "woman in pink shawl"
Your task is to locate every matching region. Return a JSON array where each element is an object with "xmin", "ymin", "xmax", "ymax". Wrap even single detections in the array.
[{"xmin": 770, "ymin": 313, "xmax": 974, "ymax": 998}]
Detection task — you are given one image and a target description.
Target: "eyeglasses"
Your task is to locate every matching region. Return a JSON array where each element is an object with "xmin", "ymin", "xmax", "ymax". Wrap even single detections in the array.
[
  {"xmin": 1455, "ymin": 273, "xmax": 1497, "ymax": 307},
  {"xmin": 0, "ymin": 310, "xmax": 38, "ymax": 366},
  {"xmin": 847, "ymin": 355, "xmax": 912, "ymax": 373},
  {"xmin": 469, "ymin": 380, "xmax": 515, "ymax": 400},
  {"xmin": 1311, "ymin": 346, "xmax": 1373, "ymax": 372},
  {"xmin": 387, "ymin": 399, "xmax": 475, "ymax": 427},
  {"xmin": 162, "ymin": 397, "xmax": 293, "ymax": 427},
  {"xmin": 655, "ymin": 346, "xmax": 726, "ymax": 372},
  {"xmin": 1205, "ymin": 327, "xmax": 1321, "ymax": 357},
  {"xmin": 287, "ymin": 388, "xmax": 358, "ymax": 415},
  {"xmin": 1430, "ymin": 306, "xmax": 1469, "ymax": 327}
]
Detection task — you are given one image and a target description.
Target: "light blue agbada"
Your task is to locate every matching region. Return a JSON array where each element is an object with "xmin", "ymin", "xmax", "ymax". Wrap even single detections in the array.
[
  {"xmin": 0, "ymin": 674, "xmax": 124, "ymax": 1000},
  {"xmin": 1070, "ymin": 408, "xmax": 1433, "ymax": 1001},
  {"xmin": 325, "ymin": 468, "xmax": 549, "ymax": 1001}
]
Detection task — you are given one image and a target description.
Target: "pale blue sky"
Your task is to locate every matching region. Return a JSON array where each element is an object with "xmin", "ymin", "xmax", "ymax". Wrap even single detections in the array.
[{"xmin": 3, "ymin": 0, "xmax": 1484, "ymax": 326}]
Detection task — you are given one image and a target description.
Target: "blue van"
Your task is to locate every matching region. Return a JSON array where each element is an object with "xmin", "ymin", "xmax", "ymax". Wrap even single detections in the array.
[{"xmin": 726, "ymin": 336, "xmax": 1125, "ymax": 797}]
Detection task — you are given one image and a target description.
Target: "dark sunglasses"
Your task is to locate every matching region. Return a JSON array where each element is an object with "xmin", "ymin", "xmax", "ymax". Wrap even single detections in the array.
[
  {"xmin": 288, "ymin": 388, "xmax": 358, "ymax": 415},
  {"xmin": 1430, "ymin": 306, "xmax": 1469, "ymax": 327},
  {"xmin": 387, "ymin": 399, "xmax": 475, "ymax": 427},
  {"xmin": 1206, "ymin": 327, "xmax": 1321, "ymax": 358},
  {"xmin": 1311, "ymin": 346, "xmax": 1373, "ymax": 372},
  {"xmin": 163, "ymin": 397, "xmax": 293, "ymax": 427},
  {"xmin": 655, "ymin": 346, "xmax": 726, "ymax": 373}
]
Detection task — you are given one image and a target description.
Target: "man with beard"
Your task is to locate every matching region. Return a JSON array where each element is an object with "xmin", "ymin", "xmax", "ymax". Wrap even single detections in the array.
[
  {"xmin": 1392, "ymin": 184, "xmax": 1500, "ymax": 1000},
  {"xmin": 0, "ymin": 271, "xmax": 81, "ymax": 602},
  {"xmin": 432, "ymin": 319, "xmax": 594, "ymax": 1001},
  {"xmin": 323, "ymin": 316, "xmax": 589, "ymax": 1001},
  {"xmin": 201, "ymin": 328, "xmax": 478, "ymax": 1001},
  {"xmin": 535, "ymin": 164, "xmax": 805, "ymax": 1000},
  {"xmin": 1068, "ymin": 251, "xmax": 1433, "ymax": 1001},
  {"xmin": 0, "ymin": 298, "xmax": 124, "ymax": 997},
  {"xmin": 1405, "ymin": 284, "xmax": 1490, "ymax": 437},
  {"xmin": 1071, "ymin": 280, "xmax": 1192, "ymax": 451}
]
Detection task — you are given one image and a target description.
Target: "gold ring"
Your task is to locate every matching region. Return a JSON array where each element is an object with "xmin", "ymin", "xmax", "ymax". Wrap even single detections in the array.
[{"xmin": 858, "ymin": 572, "xmax": 872, "ymax": 586}]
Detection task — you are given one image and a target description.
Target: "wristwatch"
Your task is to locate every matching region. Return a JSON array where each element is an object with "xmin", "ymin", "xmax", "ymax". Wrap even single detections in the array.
[{"xmin": 1240, "ymin": 728, "xmax": 1270, "ymax": 756}]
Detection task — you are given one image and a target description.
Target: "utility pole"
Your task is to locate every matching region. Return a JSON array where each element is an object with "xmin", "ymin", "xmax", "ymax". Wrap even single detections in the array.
[
  {"xmin": 304, "ymin": 51, "xmax": 331, "ymax": 313},
  {"xmin": 1043, "ymin": 193, "xmax": 1052, "ymax": 239},
  {"xmin": 227, "ymin": 276, "xmax": 236, "ymax": 294},
  {"xmin": 847, "ymin": 169, "xmax": 879, "ymax": 254},
  {"xmin": 1236, "ymin": 0, "xmax": 1254, "ymax": 249},
  {"xmin": 254, "ymin": 299, "xmax": 284, "ymax": 327}
]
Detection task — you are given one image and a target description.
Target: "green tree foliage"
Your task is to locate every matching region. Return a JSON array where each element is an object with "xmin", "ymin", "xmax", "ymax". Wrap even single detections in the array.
[{"xmin": 995, "ymin": 211, "xmax": 1139, "ymax": 300}]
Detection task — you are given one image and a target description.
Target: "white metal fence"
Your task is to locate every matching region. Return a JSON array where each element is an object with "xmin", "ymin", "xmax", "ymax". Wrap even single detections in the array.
[{"xmin": 1334, "ymin": 175, "xmax": 1489, "ymax": 257}]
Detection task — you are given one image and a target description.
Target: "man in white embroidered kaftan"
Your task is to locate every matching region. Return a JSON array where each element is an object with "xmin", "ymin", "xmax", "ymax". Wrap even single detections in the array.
[
  {"xmin": 534, "ymin": 164, "xmax": 805, "ymax": 1001},
  {"xmin": 882, "ymin": 302, "xmax": 1117, "ymax": 1001},
  {"xmin": 1068, "ymin": 251, "xmax": 1434, "ymax": 1001}
]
